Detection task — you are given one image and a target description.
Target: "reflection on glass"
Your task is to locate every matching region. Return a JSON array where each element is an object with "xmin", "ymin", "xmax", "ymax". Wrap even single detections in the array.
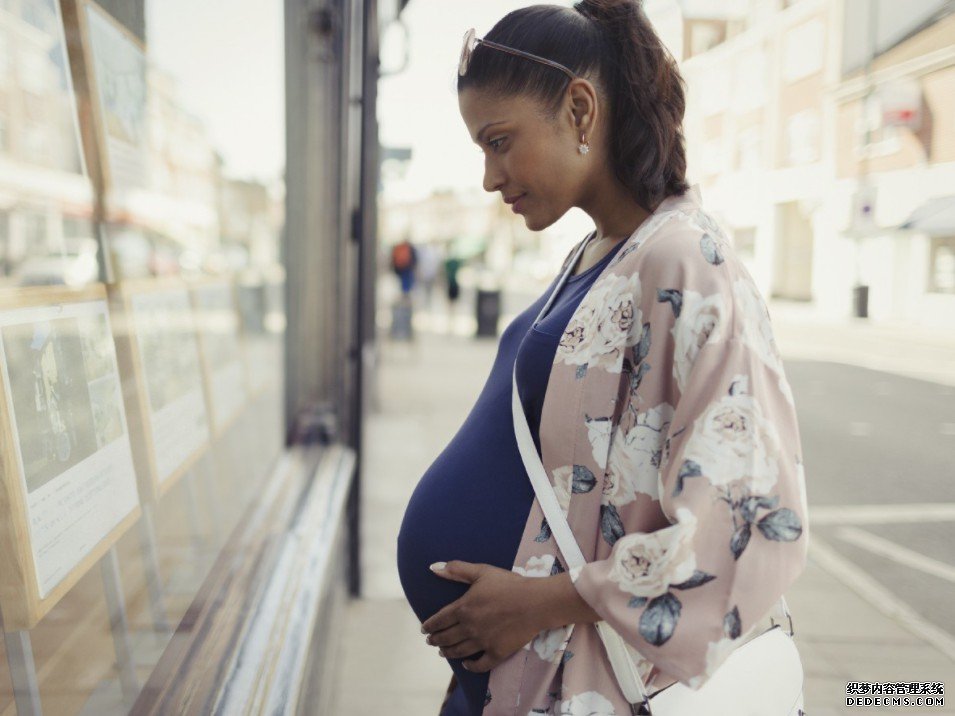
[
  {"xmin": 0, "ymin": 0, "xmax": 286, "ymax": 712},
  {"xmin": 0, "ymin": 0, "xmax": 95, "ymax": 287}
]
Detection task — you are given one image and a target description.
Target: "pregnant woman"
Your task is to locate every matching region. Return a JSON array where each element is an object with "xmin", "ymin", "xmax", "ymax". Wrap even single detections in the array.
[{"xmin": 397, "ymin": 1, "xmax": 809, "ymax": 714}]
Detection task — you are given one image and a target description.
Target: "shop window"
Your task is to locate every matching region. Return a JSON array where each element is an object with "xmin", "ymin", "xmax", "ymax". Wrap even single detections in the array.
[
  {"xmin": 786, "ymin": 109, "xmax": 820, "ymax": 165},
  {"xmin": 783, "ymin": 19, "xmax": 824, "ymax": 83},
  {"xmin": 0, "ymin": 1, "xmax": 287, "ymax": 713},
  {"xmin": 736, "ymin": 126, "xmax": 762, "ymax": 172},
  {"xmin": 733, "ymin": 226, "xmax": 757, "ymax": 259},
  {"xmin": 928, "ymin": 236, "xmax": 955, "ymax": 294}
]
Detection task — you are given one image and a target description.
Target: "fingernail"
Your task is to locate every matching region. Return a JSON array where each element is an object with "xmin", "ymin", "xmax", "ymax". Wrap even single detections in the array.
[
  {"xmin": 429, "ymin": 561, "xmax": 447, "ymax": 572},
  {"xmin": 420, "ymin": 625, "xmax": 427, "ymax": 634}
]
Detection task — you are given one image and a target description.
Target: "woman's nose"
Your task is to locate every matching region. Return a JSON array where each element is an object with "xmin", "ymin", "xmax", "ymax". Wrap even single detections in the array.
[{"xmin": 482, "ymin": 159, "xmax": 504, "ymax": 194}]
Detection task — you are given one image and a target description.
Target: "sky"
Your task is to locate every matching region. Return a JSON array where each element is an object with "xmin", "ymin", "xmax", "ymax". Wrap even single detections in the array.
[
  {"xmin": 146, "ymin": 0, "xmax": 285, "ymax": 185},
  {"xmin": 378, "ymin": 0, "xmax": 575, "ymax": 203}
]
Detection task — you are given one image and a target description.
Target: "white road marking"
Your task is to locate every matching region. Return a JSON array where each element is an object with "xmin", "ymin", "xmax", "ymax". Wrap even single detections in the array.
[
  {"xmin": 835, "ymin": 526, "xmax": 955, "ymax": 583},
  {"xmin": 848, "ymin": 421, "xmax": 872, "ymax": 436},
  {"xmin": 810, "ymin": 502, "xmax": 955, "ymax": 525},
  {"xmin": 809, "ymin": 535, "xmax": 955, "ymax": 662}
]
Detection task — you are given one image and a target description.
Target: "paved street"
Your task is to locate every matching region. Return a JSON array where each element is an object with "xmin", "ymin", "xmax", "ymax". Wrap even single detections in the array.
[{"xmin": 334, "ymin": 279, "xmax": 955, "ymax": 716}]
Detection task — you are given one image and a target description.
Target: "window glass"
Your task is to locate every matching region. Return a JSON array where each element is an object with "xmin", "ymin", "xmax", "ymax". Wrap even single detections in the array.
[
  {"xmin": 929, "ymin": 236, "xmax": 955, "ymax": 294},
  {"xmin": 783, "ymin": 19, "xmax": 824, "ymax": 83},
  {"xmin": 0, "ymin": 2, "xmax": 285, "ymax": 712}
]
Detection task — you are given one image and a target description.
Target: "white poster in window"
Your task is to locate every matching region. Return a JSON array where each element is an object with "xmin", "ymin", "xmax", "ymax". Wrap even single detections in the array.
[
  {"xmin": 84, "ymin": 0, "xmax": 148, "ymax": 192},
  {"xmin": 0, "ymin": 299, "xmax": 139, "ymax": 598},
  {"xmin": 131, "ymin": 288, "xmax": 210, "ymax": 483}
]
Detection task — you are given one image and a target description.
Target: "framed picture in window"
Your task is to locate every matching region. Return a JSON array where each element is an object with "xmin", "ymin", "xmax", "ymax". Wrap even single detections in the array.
[
  {"xmin": 0, "ymin": 284, "xmax": 141, "ymax": 629},
  {"xmin": 108, "ymin": 278, "xmax": 211, "ymax": 503}
]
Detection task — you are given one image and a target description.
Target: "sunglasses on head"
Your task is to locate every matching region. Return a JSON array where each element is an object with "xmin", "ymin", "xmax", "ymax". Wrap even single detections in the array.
[{"xmin": 458, "ymin": 27, "xmax": 577, "ymax": 80}]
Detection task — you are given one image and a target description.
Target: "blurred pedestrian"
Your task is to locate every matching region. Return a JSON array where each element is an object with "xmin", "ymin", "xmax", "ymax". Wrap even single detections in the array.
[
  {"xmin": 443, "ymin": 252, "xmax": 462, "ymax": 318},
  {"xmin": 416, "ymin": 242, "xmax": 441, "ymax": 309},
  {"xmin": 391, "ymin": 238, "xmax": 418, "ymax": 299}
]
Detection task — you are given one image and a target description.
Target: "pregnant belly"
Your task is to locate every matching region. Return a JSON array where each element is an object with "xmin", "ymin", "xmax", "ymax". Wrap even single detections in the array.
[{"xmin": 396, "ymin": 437, "xmax": 535, "ymax": 626}]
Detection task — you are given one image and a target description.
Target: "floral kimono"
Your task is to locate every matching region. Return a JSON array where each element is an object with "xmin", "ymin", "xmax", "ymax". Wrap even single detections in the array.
[{"xmin": 483, "ymin": 185, "xmax": 810, "ymax": 715}]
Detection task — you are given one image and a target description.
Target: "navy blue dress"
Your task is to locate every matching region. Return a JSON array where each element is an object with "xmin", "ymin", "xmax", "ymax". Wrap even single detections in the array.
[{"xmin": 396, "ymin": 237, "xmax": 624, "ymax": 715}]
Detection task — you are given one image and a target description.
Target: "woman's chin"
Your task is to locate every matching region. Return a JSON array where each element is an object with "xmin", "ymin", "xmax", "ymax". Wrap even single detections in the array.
[{"xmin": 522, "ymin": 210, "xmax": 556, "ymax": 232}]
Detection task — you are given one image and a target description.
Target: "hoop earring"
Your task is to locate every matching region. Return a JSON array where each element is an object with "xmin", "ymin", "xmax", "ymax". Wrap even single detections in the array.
[{"xmin": 578, "ymin": 132, "xmax": 590, "ymax": 155}]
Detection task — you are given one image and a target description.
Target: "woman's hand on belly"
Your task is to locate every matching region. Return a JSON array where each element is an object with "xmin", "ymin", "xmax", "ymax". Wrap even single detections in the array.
[{"xmin": 420, "ymin": 560, "xmax": 553, "ymax": 674}]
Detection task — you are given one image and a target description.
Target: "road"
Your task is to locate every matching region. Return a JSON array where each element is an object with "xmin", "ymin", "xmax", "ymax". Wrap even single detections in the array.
[{"xmin": 786, "ymin": 358, "xmax": 955, "ymax": 643}]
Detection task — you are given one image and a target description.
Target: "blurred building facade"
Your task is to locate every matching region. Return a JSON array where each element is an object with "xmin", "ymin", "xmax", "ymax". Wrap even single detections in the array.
[{"xmin": 651, "ymin": 0, "xmax": 955, "ymax": 328}]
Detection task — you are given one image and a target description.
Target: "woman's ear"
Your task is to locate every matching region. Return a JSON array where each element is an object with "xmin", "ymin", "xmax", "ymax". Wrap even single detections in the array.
[{"xmin": 567, "ymin": 78, "xmax": 597, "ymax": 135}]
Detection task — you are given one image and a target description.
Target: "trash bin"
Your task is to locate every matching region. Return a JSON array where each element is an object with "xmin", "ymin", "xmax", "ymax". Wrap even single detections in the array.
[
  {"xmin": 391, "ymin": 298, "xmax": 414, "ymax": 340},
  {"xmin": 852, "ymin": 284, "xmax": 869, "ymax": 318},
  {"xmin": 475, "ymin": 288, "xmax": 501, "ymax": 338}
]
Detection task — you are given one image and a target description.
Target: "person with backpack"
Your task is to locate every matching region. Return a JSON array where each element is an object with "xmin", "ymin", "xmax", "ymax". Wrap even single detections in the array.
[{"xmin": 392, "ymin": 238, "xmax": 418, "ymax": 296}]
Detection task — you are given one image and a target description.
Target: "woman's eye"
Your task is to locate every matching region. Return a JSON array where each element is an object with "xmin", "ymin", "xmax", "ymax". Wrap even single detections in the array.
[{"xmin": 488, "ymin": 137, "xmax": 505, "ymax": 151}]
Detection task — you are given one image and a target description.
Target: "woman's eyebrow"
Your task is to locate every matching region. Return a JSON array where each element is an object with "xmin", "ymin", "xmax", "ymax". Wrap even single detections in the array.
[{"xmin": 474, "ymin": 120, "xmax": 507, "ymax": 144}]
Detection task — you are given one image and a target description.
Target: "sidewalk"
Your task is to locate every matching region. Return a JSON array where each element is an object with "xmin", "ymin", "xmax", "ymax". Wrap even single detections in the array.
[{"xmin": 332, "ymin": 299, "xmax": 955, "ymax": 716}]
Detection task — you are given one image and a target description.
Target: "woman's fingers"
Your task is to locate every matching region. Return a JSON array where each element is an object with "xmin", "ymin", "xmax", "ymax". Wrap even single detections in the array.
[
  {"xmin": 426, "ymin": 623, "xmax": 467, "ymax": 649},
  {"xmin": 438, "ymin": 639, "xmax": 483, "ymax": 660}
]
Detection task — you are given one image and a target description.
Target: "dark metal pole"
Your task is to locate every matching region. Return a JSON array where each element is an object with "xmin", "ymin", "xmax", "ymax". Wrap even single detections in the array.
[{"xmin": 345, "ymin": 0, "xmax": 380, "ymax": 599}]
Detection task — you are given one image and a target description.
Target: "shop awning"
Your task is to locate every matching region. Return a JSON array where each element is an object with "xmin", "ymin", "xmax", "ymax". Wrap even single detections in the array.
[{"xmin": 898, "ymin": 195, "xmax": 955, "ymax": 236}]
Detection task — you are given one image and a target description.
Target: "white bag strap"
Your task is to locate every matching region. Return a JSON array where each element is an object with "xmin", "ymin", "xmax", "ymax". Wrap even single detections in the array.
[
  {"xmin": 510, "ymin": 226, "xmax": 793, "ymax": 713},
  {"xmin": 514, "ymin": 231, "xmax": 652, "ymax": 710},
  {"xmin": 512, "ymin": 362, "xmax": 652, "ymax": 711}
]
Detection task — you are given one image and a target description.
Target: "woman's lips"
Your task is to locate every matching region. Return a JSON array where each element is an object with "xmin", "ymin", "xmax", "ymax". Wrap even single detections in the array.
[{"xmin": 512, "ymin": 195, "xmax": 526, "ymax": 213}]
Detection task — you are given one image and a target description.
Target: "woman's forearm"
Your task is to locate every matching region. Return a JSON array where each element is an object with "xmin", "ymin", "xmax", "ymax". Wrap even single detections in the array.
[{"xmin": 529, "ymin": 572, "xmax": 602, "ymax": 631}]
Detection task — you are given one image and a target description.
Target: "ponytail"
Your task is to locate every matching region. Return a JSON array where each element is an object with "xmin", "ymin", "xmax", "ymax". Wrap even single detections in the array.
[{"xmin": 573, "ymin": 0, "xmax": 689, "ymax": 210}]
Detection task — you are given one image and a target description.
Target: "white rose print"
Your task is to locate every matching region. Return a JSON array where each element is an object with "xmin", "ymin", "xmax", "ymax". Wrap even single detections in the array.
[
  {"xmin": 551, "ymin": 465, "xmax": 575, "ymax": 518},
  {"xmin": 531, "ymin": 623, "xmax": 574, "ymax": 664},
  {"xmin": 514, "ymin": 553, "xmax": 557, "ymax": 578},
  {"xmin": 607, "ymin": 507, "xmax": 699, "ymax": 600},
  {"xmin": 670, "ymin": 289, "xmax": 726, "ymax": 393},
  {"xmin": 585, "ymin": 415, "xmax": 613, "ymax": 471},
  {"xmin": 733, "ymin": 277, "xmax": 796, "ymax": 406},
  {"xmin": 601, "ymin": 507, "xmax": 719, "ymax": 647},
  {"xmin": 673, "ymin": 375, "xmax": 803, "ymax": 561},
  {"xmin": 557, "ymin": 273, "xmax": 643, "ymax": 374},
  {"xmin": 604, "ymin": 403, "xmax": 675, "ymax": 506},
  {"xmin": 681, "ymin": 375, "xmax": 780, "ymax": 495},
  {"xmin": 559, "ymin": 690, "xmax": 617, "ymax": 716},
  {"xmin": 535, "ymin": 464, "xmax": 599, "ymax": 545}
]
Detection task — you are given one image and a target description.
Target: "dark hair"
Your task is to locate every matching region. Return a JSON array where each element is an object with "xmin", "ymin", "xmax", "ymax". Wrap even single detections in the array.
[{"xmin": 457, "ymin": 0, "xmax": 689, "ymax": 212}]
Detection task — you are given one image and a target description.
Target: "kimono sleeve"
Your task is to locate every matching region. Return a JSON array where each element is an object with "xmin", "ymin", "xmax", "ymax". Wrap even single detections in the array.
[{"xmin": 568, "ymin": 232, "xmax": 810, "ymax": 689}]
